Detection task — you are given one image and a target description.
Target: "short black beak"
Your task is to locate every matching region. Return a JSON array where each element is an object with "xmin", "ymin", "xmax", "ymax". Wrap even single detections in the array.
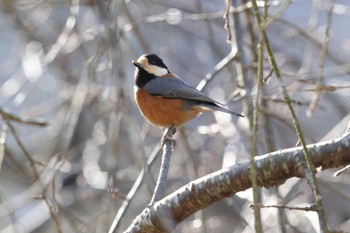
[{"xmin": 132, "ymin": 60, "xmax": 143, "ymax": 69}]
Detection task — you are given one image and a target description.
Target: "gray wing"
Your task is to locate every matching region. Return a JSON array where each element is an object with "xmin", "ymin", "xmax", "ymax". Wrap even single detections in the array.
[
  {"xmin": 144, "ymin": 77, "xmax": 220, "ymax": 104},
  {"xmin": 144, "ymin": 77, "xmax": 243, "ymax": 117}
]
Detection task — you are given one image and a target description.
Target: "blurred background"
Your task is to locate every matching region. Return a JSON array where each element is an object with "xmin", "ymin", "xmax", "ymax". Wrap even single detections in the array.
[{"xmin": 0, "ymin": 0, "xmax": 350, "ymax": 232}]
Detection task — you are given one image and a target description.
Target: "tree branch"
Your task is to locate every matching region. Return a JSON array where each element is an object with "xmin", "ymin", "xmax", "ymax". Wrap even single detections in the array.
[
  {"xmin": 124, "ymin": 131, "xmax": 350, "ymax": 233},
  {"xmin": 150, "ymin": 127, "xmax": 175, "ymax": 203}
]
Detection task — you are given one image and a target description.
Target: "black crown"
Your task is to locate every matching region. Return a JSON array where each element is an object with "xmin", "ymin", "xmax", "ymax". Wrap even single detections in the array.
[{"xmin": 145, "ymin": 54, "xmax": 168, "ymax": 70}]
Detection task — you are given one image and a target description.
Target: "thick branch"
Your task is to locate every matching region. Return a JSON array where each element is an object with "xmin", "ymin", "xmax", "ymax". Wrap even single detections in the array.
[{"xmin": 124, "ymin": 132, "xmax": 350, "ymax": 233}]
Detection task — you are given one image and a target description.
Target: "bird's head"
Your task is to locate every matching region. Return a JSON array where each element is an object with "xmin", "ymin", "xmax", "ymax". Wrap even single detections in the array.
[{"xmin": 132, "ymin": 54, "xmax": 169, "ymax": 77}]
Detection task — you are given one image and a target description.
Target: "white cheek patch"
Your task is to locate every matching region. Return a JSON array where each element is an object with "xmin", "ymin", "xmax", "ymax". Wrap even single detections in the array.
[
  {"xmin": 137, "ymin": 56, "xmax": 147, "ymax": 64},
  {"xmin": 145, "ymin": 65, "xmax": 168, "ymax": 77}
]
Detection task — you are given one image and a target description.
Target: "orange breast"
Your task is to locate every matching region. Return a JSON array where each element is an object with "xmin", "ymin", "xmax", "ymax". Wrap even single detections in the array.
[{"xmin": 135, "ymin": 87, "xmax": 203, "ymax": 128}]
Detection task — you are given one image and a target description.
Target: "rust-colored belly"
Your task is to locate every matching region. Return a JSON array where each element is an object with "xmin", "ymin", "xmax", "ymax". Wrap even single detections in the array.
[{"xmin": 135, "ymin": 88, "xmax": 202, "ymax": 128}]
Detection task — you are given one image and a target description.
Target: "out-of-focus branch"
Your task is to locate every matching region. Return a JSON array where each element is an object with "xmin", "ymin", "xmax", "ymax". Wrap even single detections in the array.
[
  {"xmin": 0, "ymin": 108, "xmax": 48, "ymax": 126},
  {"xmin": 196, "ymin": 49, "xmax": 237, "ymax": 92},
  {"xmin": 0, "ymin": 121, "xmax": 8, "ymax": 171},
  {"xmin": 276, "ymin": 18, "xmax": 350, "ymax": 76},
  {"xmin": 108, "ymin": 145, "xmax": 161, "ymax": 233},
  {"xmin": 307, "ymin": 0, "xmax": 335, "ymax": 116},
  {"xmin": 251, "ymin": 0, "xmax": 330, "ymax": 231},
  {"xmin": 123, "ymin": 1, "xmax": 282, "ymax": 32},
  {"xmin": 124, "ymin": 129, "xmax": 350, "ymax": 233}
]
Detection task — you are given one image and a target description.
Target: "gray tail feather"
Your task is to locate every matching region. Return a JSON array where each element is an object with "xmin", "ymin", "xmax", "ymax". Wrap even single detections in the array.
[{"xmin": 202, "ymin": 103, "xmax": 243, "ymax": 117}]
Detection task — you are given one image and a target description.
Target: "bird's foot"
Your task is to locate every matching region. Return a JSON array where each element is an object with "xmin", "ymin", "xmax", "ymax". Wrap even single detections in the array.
[{"xmin": 161, "ymin": 126, "xmax": 176, "ymax": 149}]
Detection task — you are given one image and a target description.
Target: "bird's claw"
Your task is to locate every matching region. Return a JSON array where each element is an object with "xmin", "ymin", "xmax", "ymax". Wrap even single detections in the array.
[
  {"xmin": 161, "ymin": 126, "xmax": 177, "ymax": 149},
  {"xmin": 161, "ymin": 136, "xmax": 176, "ymax": 149}
]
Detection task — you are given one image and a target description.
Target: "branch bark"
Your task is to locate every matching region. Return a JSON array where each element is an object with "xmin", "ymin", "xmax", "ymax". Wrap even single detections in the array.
[{"xmin": 123, "ymin": 131, "xmax": 350, "ymax": 233}]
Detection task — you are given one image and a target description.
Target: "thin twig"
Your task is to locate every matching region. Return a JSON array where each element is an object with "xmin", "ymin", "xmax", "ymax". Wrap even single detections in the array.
[
  {"xmin": 108, "ymin": 144, "xmax": 161, "ymax": 233},
  {"xmin": 229, "ymin": 0, "xmax": 252, "ymax": 118},
  {"xmin": 196, "ymin": 49, "xmax": 237, "ymax": 92},
  {"xmin": 333, "ymin": 164, "xmax": 350, "ymax": 176},
  {"xmin": 41, "ymin": 195, "xmax": 62, "ymax": 233},
  {"xmin": 260, "ymin": 107, "xmax": 316, "ymax": 143},
  {"xmin": 248, "ymin": 1, "xmax": 271, "ymax": 231},
  {"xmin": 224, "ymin": 0, "xmax": 232, "ymax": 42},
  {"xmin": 7, "ymin": 122, "xmax": 43, "ymax": 179},
  {"xmin": 261, "ymin": 78, "xmax": 288, "ymax": 231},
  {"xmin": 0, "ymin": 108, "xmax": 48, "ymax": 126},
  {"xmin": 263, "ymin": 68, "xmax": 273, "ymax": 82},
  {"xmin": 259, "ymin": 108, "xmax": 295, "ymax": 132},
  {"xmin": 263, "ymin": 0, "xmax": 292, "ymax": 29},
  {"xmin": 124, "ymin": 2, "xmax": 282, "ymax": 33},
  {"xmin": 44, "ymin": 0, "xmax": 79, "ymax": 65},
  {"xmin": 276, "ymin": 18, "xmax": 350, "ymax": 76},
  {"xmin": 307, "ymin": 0, "xmax": 335, "ymax": 117},
  {"xmin": 4, "ymin": 123, "xmax": 64, "ymax": 232},
  {"xmin": 302, "ymin": 85, "xmax": 350, "ymax": 92},
  {"xmin": 123, "ymin": 2, "xmax": 150, "ymax": 52},
  {"xmin": 0, "ymin": 121, "xmax": 8, "ymax": 172},
  {"xmin": 254, "ymin": 204, "xmax": 318, "ymax": 212},
  {"xmin": 261, "ymin": 96, "xmax": 304, "ymax": 105},
  {"xmin": 249, "ymin": 34, "xmax": 264, "ymax": 233}
]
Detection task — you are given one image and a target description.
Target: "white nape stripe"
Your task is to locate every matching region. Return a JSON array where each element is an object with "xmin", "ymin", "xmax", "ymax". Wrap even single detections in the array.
[{"xmin": 145, "ymin": 65, "xmax": 168, "ymax": 77}]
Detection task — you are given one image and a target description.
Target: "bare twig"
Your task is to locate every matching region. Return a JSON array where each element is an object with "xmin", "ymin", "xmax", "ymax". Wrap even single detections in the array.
[
  {"xmin": 108, "ymin": 144, "xmax": 162, "ymax": 233},
  {"xmin": 260, "ymin": 107, "xmax": 316, "ymax": 143},
  {"xmin": 334, "ymin": 164, "xmax": 350, "ymax": 177},
  {"xmin": 263, "ymin": 68, "xmax": 273, "ymax": 82},
  {"xmin": 249, "ymin": 33, "xmax": 264, "ymax": 233},
  {"xmin": 7, "ymin": 122, "xmax": 43, "ymax": 179},
  {"xmin": 224, "ymin": 0, "xmax": 232, "ymax": 42},
  {"xmin": 254, "ymin": 204, "xmax": 318, "ymax": 212},
  {"xmin": 41, "ymin": 195, "xmax": 62, "ymax": 233},
  {"xmin": 0, "ymin": 153, "xmax": 65, "ymax": 230},
  {"xmin": 307, "ymin": 0, "xmax": 335, "ymax": 117},
  {"xmin": 276, "ymin": 18, "xmax": 350, "ymax": 76},
  {"xmin": 263, "ymin": 0, "xmax": 292, "ymax": 29},
  {"xmin": 261, "ymin": 96, "xmax": 304, "ymax": 105},
  {"xmin": 44, "ymin": 0, "xmax": 79, "ymax": 65},
  {"xmin": 0, "ymin": 108, "xmax": 48, "ymax": 126},
  {"xmin": 109, "ymin": 129, "xmax": 176, "ymax": 233},
  {"xmin": 123, "ymin": 2, "xmax": 150, "ymax": 52},
  {"xmin": 0, "ymin": 121, "xmax": 8, "ymax": 172},
  {"xmin": 261, "ymin": 88, "xmax": 288, "ymax": 232},
  {"xmin": 124, "ymin": 2, "xmax": 281, "ymax": 32},
  {"xmin": 196, "ymin": 49, "xmax": 237, "ymax": 92}
]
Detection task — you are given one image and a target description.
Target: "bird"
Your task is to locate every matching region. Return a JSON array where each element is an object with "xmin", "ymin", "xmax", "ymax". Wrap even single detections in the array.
[{"xmin": 132, "ymin": 53, "xmax": 243, "ymax": 140}]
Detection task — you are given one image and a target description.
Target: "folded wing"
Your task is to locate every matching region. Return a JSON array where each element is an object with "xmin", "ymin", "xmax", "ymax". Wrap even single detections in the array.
[{"xmin": 144, "ymin": 77, "xmax": 243, "ymax": 117}]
